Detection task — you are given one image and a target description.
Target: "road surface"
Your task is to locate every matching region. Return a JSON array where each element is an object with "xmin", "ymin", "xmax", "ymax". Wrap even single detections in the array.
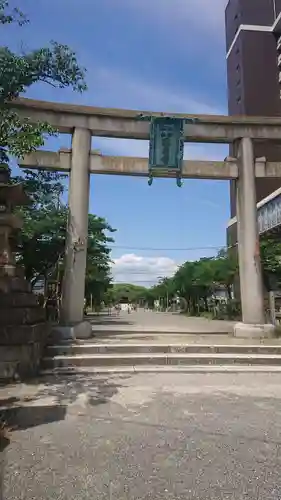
[
  {"xmin": 89, "ymin": 309, "xmax": 235, "ymax": 334},
  {"xmin": 2, "ymin": 371, "xmax": 281, "ymax": 499}
]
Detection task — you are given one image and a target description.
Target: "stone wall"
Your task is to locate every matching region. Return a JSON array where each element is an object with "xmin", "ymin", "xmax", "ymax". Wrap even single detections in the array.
[
  {"xmin": 0, "ymin": 323, "xmax": 49, "ymax": 381},
  {"xmin": 0, "ymin": 280, "xmax": 50, "ymax": 382}
]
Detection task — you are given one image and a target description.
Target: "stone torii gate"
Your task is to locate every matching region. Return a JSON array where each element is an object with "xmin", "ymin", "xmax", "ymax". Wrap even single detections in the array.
[{"xmin": 14, "ymin": 98, "xmax": 281, "ymax": 339}]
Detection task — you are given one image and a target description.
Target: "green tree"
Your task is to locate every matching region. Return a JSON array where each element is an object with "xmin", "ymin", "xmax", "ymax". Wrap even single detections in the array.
[
  {"xmin": 0, "ymin": 0, "xmax": 87, "ymax": 164},
  {"xmin": 172, "ymin": 250, "xmax": 238, "ymax": 315},
  {"xmin": 0, "ymin": 2, "xmax": 115, "ymax": 305},
  {"xmin": 14, "ymin": 169, "xmax": 115, "ymax": 306},
  {"xmin": 151, "ymin": 277, "xmax": 176, "ymax": 309},
  {"xmin": 13, "ymin": 168, "xmax": 66, "ymax": 282},
  {"xmin": 84, "ymin": 215, "xmax": 115, "ymax": 306},
  {"xmin": 260, "ymin": 235, "xmax": 281, "ymax": 290},
  {"xmin": 173, "ymin": 260, "xmax": 210, "ymax": 315},
  {"xmin": 212, "ymin": 248, "xmax": 238, "ymax": 299},
  {"xmin": 109, "ymin": 284, "xmax": 149, "ymax": 304}
]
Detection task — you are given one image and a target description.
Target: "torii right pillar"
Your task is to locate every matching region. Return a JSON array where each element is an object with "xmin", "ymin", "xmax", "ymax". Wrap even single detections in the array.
[{"xmin": 234, "ymin": 137, "xmax": 275, "ymax": 338}]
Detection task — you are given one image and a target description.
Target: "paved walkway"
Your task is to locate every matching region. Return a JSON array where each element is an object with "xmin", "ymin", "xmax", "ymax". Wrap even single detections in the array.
[
  {"xmin": 87, "ymin": 310, "xmax": 281, "ymax": 345},
  {"xmin": 2, "ymin": 372, "xmax": 281, "ymax": 499},
  {"xmin": 89, "ymin": 310, "xmax": 235, "ymax": 334}
]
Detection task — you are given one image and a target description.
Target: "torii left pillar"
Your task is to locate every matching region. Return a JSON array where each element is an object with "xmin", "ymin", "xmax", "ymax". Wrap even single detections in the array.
[{"xmin": 54, "ymin": 128, "xmax": 92, "ymax": 340}]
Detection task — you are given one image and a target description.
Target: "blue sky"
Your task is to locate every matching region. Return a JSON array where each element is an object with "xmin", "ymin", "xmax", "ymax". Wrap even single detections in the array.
[{"xmin": 3, "ymin": 0, "xmax": 229, "ymax": 285}]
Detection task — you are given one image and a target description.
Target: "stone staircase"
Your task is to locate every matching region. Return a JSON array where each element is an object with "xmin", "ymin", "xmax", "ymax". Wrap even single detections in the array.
[{"xmin": 41, "ymin": 341, "xmax": 281, "ymax": 375}]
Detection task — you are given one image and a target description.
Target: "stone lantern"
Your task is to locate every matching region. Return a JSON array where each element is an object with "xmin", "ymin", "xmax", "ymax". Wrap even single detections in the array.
[{"xmin": 0, "ymin": 164, "xmax": 49, "ymax": 381}]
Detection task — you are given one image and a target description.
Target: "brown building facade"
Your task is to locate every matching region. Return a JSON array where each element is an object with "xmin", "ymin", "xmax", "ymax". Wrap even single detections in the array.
[{"xmin": 226, "ymin": 0, "xmax": 281, "ymax": 219}]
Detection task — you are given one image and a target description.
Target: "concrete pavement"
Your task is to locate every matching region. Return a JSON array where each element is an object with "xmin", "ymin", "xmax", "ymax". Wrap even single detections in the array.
[
  {"xmin": 89, "ymin": 310, "xmax": 235, "ymax": 335},
  {"xmin": 2, "ymin": 372, "xmax": 281, "ymax": 499},
  {"xmin": 87, "ymin": 309, "xmax": 280, "ymax": 345}
]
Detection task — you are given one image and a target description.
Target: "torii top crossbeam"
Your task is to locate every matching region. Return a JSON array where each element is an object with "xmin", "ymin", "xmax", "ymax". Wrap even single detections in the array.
[{"xmin": 12, "ymin": 97, "xmax": 281, "ymax": 143}]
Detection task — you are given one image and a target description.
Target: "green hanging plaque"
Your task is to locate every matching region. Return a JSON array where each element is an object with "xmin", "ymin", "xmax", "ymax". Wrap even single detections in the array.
[{"xmin": 148, "ymin": 117, "xmax": 184, "ymax": 186}]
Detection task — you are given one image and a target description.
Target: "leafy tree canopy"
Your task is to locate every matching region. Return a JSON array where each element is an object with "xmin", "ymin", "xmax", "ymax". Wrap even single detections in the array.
[
  {"xmin": 260, "ymin": 235, "xmax": 281, "ymax": 290},
  {"xmin": 0, "ymin": 0, "xmax": 87, "ymax": 164},
  {"xmin": 14, "ymin": 169, "xmax": 115, "ymax": 304},
  {"xmin": 144, "ymin": 236, "xmax": 281, "ymax": 315},
  {"xmin": 150, "ymin": 250, "xmax": 238, "ymax": 309},
  {"xmin": 0, "ymin": 2, "xmax": 115, "ymax": 304},
  {"xmin": 106, "ymin": 284, "xmax": 149, "ymax": 304}
]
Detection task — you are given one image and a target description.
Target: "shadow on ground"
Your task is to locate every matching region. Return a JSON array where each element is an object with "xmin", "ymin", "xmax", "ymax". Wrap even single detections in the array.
[
  {"xmin": 0, "ymin": 404, "xmax": 66, "ymax": 431},
  {"xmin": 0, "ymin": 374, "xmax": 132, "ymax": 500},
  {"xmin": 0, "ymin": 374, "xmax": 131, "ymax": 432},
  {"xmin": 89, "ymin": 319, "xmax": 134, "ymax": 326},
  {"xmin": 34, "ymin": 373, "xmax": 130, "ymax": 406},
  {"xmin": 86, "ymin": 311, "xmax": 134, "ymax": 326},
  {"xmin": 90, "ymin": 335, "xmax": 161, "ymax": 342},
  {"xmin": 85, "ymin": 331, "xmax": 159, "ymax": 341}
]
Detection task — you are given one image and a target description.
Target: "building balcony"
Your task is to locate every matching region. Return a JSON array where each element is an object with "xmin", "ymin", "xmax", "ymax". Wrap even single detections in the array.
[{"xmin": 227, "ymin": 187, "xmax": 281, "ymax": 239}]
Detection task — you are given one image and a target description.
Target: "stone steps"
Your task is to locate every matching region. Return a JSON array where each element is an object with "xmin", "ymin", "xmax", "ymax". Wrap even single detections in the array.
[
  {"xmin": 41, "ymin": 343, "xmax": 281, "ymax": 374},
  {"xmin": 45, "ymin": 343, "xmax": 281, "ymax": 356},
  {"xmin": 86, "ymin": 329, "xmax": 233, "ymax": 336},
  {"xmin": 41, "ymin": 365, "xmax": 281, "ymax": 375}
]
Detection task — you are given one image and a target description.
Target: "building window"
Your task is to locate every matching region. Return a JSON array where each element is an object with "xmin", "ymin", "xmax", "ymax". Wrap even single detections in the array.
[
  {"xmin": 234, "ymin": 13, "xmax": 240, "ymax": 35},
  {"xmin": 236, "ymin": 64, "xmax": 240, "ymax": 73},
  {"xmin": 236, "ymin": 96, "xmax": 241, "ymax": 104},
  {"xmin": 236, "ymin": 78, "xmax": 241, "ymax": 87}
]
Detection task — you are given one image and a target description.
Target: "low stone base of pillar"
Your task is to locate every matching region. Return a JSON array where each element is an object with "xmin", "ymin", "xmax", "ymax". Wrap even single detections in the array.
[
  {"xmin": 74, "ymin": 321, "xmax": 92, "ymax": 339},
  {"xmin": 51, "ymin": 321, "xmax": 92, "ymax": 343},
  {"xmin": 234, "ymin": 322, "xmax": 276, "ymax": 339}
]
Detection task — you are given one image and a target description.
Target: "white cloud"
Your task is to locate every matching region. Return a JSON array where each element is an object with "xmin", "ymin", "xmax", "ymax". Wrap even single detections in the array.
[
  {"xmin": 111, "ymin": 253, "xmax": 179, "ymax": 286},
  {"xmin": 90, "ymin": 67, "xmax": 228, "ymax": 161},
  {"xmin": 91, "ymin": 66, "xmax": 224, "ymax": 115},
  {"xmin": 44, "ymin": 63, "xmax": 227, "ymax": 161},
  {"xmin": 57, "ymin": 0, "xmax": 228, "ymax": 35},
  {"xmin": 124, "ymin": 0, "xmax": 228, "ymax": 37},
  {"xmin": 95, "ymin": 137, "xmax": 228, "ymax": 161}
]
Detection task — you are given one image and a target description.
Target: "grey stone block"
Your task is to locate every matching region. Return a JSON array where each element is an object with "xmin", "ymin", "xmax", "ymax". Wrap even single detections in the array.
[
  {"xmin": 74, "ymin": 321, "xmax": 92, "ymax": 339},
  {"xmin": 0, "ymin": 307, "xmax": 45, "ymax": 326},
  {"xmin": 50, "ymin": 321, "xmax": 92, "ymax": 342},
  {"xmin": 0, "ymin": 292, "xmax": 39, "ymax": 307},
  {"xmin": 234, "ymin": 322, "xmax": 276, "ymax": 339},
  {"xmin": 50, "ymin": 325, "xmax": 76, "ymax": 343},
  {"xmin": 0, "ymin": 323, "xmax": 49, "ymax": 345}
]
